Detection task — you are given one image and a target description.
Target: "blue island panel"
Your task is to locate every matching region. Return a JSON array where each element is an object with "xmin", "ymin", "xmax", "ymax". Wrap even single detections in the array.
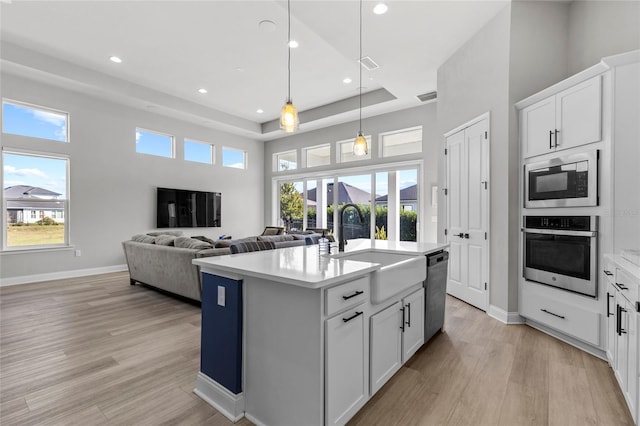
[{"xmin": 201, "ymin": 273, "xmax": 243, "ymax": 394}]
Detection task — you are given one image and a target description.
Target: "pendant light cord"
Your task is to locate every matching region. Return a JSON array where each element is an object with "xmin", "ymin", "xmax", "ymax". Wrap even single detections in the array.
[
  {"xmin": 359, "ymin": 0, "xmax": 362, "ymax": 133},
  {"xmin": 287, "ymin": 0, "xmax": 292, "ymax": 102}
]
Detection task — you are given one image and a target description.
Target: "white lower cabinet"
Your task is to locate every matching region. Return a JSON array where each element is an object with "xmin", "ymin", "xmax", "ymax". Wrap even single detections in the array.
[
  {"xmin": 325, "ymin": 306, "xmax": 366, "ymax": 426},
  {"xmin": 370, "ymin": 287, "xmax": 425, "ymax": 396}
]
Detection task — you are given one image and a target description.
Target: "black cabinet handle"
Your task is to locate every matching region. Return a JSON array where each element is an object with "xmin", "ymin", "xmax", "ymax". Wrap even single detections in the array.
[
  {"xmin": 549, "ymin": 130, "xmax": 553, "ymax": 149},
  {"xmin": 405, "ymin": 302, "xmax": 411, "ymax": 327},
  {"xmin": 617, "ymin": 304, "xmax": 622, "ymax": 336},
  {"xmin": 540, "ymin": 308, "xmax": 565, "ymax": 319},
  {"xmin": 342, "ymin": 290, "xmax": 364, "ymax": 300},
  {"xmin": 620, "ymin": 306, "xmax": 628, "ymax": 334},
  {"xmin": 400, "ymin": 308, "xmax": 405, "ymax": 332},
  {"xmin": 554, "ymin": 129, "xmax": 559, "ymax": 147},
  {"xmin": 604, "ymin": 270, "xmax": 614, "ymax": 276},
  {"xmin": 607, "ymin": 292, "xmax": 614, "ymax": 317},
  {"xmin": 616, "ymin": 282, "xmax": 629, "ymax": 291},
  {"xmin": 342, "ymin": 311, "xmax": 363, "ymax": 323}
]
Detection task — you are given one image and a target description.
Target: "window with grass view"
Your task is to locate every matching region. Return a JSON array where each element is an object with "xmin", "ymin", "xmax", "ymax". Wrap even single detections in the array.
[
  {"xmin": 184, "ymin": 139, "xmax": 214, "ymax": 164},
  {"xmin": 2, "ymin": 100, "xmax": 69, "ymax": 142},
  {"xmin": 136, "ymin": 128, "xmax": 174, "ymax": 158},
  {"xmin": 3, "ymin": 151, "xmax": 69, "ymax": 249}
]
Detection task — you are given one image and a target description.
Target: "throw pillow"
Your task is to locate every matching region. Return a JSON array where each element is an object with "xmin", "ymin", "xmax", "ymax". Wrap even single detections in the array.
[
  {"xmin": 192, "ymin": 235, "xmax": 216, "ymax": 245},
  {"xmin": 147, "ymin": 230, "xmax": 183, "ymax": 237},
  {"xmin": 155, "ymin": 235, "xmax": 176, "ymax": 246},
  {"xmin": 174, "ymin": 236, "xmax": 213, "ymax": 249},
  {"xmin": 132, "ymin": 234, "xmax": 156, "ymax": 244},
  {"xmin": 215, "ymin": 236, "xmax": 258, "ymax": 248},
  {"xmin": 257, "ymin": 234, "xmax": 294, "ymax": 243}
]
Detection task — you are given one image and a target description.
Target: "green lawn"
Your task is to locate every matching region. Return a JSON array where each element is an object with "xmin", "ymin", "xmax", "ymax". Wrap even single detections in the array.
[{"xmin": 6, "ymin": 224, "xmax": 65, "ymax": 247}]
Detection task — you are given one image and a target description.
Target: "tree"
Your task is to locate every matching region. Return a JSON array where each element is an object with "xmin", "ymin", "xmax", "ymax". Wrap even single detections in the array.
[{"xmin": 279, "ymin": 183, "xmax": 303, "ymax": 222}]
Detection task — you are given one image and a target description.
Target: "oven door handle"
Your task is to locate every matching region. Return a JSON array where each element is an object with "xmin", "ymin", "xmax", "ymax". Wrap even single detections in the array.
[{"xmin": 522, "ymin": 228, "xmax": 597, "ymax": 237}]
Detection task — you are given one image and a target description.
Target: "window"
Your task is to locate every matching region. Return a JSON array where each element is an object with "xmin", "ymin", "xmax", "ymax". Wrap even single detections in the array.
[
  {"xmin": 2, "ymin": 99, "xmax": 69, "ymax": 142},
  {"xmin": 380, "ymin": 127, "xmax": 422, "ymax": 158},
  {"xmin": 3, "ymin": 151, "xmax": 69, "ymax": 249},
  {"xmin": 304, "ymin": 144, "xmax": 331, "ymax": 168},
  {"xmin": 222, "ymin": 147, "xmax": 247, "ymax": 169},
  {"xmin": 337, "ymin": 136, "xmax": 371, "ymax": 163},
  {"xmin": 274, "ymin": 150, "xmax": 297, "ymax": 172},
  {"xmin": 136, "ymin": 128, "xmax": 174, "ymax": 158},
  {"xmin": 184, "ymin": 139, "xmax": 214, "ymax": 164}
]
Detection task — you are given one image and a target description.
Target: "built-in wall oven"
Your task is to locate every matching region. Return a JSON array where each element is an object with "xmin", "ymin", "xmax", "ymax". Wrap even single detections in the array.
[
  {"xmin": 523, "ymin": 216, "xmax": 598, "ymax": 297},
  {"xmin": 524, "ymin": 150, "xmax": 598, "ymax": 208}
]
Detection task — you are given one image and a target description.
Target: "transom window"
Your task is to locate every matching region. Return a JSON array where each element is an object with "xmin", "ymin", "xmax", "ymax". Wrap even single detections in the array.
[
  {"xmin": 380, "ymin": 126, "xmax": 423, "ymax": 157},
  {"xmin": 337, "ymin": 136, "xmax": 371, "ymax": 163},
  {"xmin": 274, "ymin": 150, "xmax": 297, "ymax": 171},
  {"xmin": 304, "ymin": 144, "xmax": 331, "ymax": 168},
  {"xmin": 184, "ymin": 139, "xmax": 214, "ymax": 165},
  {"xmin": 222, "ymin": 147, "xmax": 247, "ymax": 169},
  {"xmin": 2, "ymin": 99, "xmax": 69, "ymax": 142},
  {"xmin": 136, "ymin": 128, "xmax": 174, "ymax": 158}
]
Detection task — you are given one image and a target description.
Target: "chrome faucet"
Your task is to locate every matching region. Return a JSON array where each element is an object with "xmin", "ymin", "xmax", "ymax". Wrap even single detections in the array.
[{"xmin": 338, "ymin": 203, "xmax": 365, "ymax": 252}]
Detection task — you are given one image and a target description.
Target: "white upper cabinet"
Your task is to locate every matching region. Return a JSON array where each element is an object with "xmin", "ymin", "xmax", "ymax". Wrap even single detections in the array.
[{"xmin": 521, "ymin": 75, "xmax": 602, "ymax": 158}]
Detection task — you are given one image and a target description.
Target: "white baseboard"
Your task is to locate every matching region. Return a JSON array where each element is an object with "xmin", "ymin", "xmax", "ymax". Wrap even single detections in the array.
[
  {"xmin": 0, "ymin": 264, "xmax": 128, "ymax": 287},
  {"xmin": 487, "ymin": 304, "xmax": 525, "ymax": 324},
  {"xmin": 193, "ymin": 372, "xmax": 245, "ymax": 422}
]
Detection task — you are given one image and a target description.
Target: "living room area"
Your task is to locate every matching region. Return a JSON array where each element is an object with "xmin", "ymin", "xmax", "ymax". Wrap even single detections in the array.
[{"xmin": 2, "ymin": 1, "xmax": 640, "ymax": 425}]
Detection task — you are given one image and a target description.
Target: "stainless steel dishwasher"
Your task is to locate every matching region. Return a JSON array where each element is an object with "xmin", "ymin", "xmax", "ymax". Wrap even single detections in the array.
[{"xmin": 424, "ymin": 250, "xmax": 449, "ymax": 342}]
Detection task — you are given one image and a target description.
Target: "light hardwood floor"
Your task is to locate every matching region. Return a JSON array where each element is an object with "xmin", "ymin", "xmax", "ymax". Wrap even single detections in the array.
[{"xmin": 0, "ymin": 271, "xmax": 633, "ymax": 425}]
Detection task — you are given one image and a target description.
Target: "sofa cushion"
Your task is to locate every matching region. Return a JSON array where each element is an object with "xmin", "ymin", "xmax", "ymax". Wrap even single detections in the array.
[
  {"xmin": 192, "ymin": 235, "xmax": 216, "ymax": 245},
  {"xmin": 147, "ymin": 230, "xmax": 183, "ymax": 237},
  {"xmin": 155, "ymin": 235, "xmax": 177, "ymax": 246},
  {"xmin": 174, "ymin": 236, "xmax": 213, "ymax": 249},
  {"xmin": 132, "ymin": 234, "xmax": 156, "ymax": 244},
  {"xmin": 196, "ymin": 247, "xmax": 231, "ymax": 258},
  {"xmin": 215, "ymin": 236, "xmax": 258, "ymax": 248},
  {"xmin": 257, "ymin": 234, "xmax": 294, "ymax": 243}
]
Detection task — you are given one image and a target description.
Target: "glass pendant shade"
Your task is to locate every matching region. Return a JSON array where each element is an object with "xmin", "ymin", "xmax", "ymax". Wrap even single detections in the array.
[
  {"xmin": 280, "ymin": 100, "xmax": 299, "ymax": 132},
  {"xmin": 353, "ymin": 131, "xmax": 368, "ymax": 156}
]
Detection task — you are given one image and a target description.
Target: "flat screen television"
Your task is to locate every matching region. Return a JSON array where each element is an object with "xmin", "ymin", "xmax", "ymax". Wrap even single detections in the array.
[{"xmin": 157, "ymin": 187, "xmax": 221, "ymax": 228}]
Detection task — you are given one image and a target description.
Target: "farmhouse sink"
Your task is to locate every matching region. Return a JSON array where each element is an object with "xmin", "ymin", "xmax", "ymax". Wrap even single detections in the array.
[{"xmin": 330, "ymin": 249, "xmax": 427, "ymax": 303}]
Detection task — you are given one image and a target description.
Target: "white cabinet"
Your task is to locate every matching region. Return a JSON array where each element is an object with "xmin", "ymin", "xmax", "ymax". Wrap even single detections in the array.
[
  {"xmin": 521, "ymin": 75, "xmax": 602, "ymax": 158},
  {"xmin": 326, "ymin": 307, "xmax": 366, "ymax": 426},
  {"xmin": 370, "ymin": 287, "xmax": 425, "ymax": 395},
  {"xmin": 606, "ymin": 275, "xmax": 617, "ymax": 364}
]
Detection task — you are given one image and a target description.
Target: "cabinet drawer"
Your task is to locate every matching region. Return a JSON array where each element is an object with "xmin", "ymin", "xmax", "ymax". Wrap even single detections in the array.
[
  {"xmin": 521, "ymin": 287, "xmax": 600, "ymax": 345},
  {"xmin": 616, "ymin": 268, "xmax": 640, "ymax": 304},
  {"xmin": 325, "ymin": 276, "xmax": 369, "ymax": 317}
]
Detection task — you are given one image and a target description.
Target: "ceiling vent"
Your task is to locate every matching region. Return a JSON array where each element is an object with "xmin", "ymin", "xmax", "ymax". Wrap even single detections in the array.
[
  {"xmin": 359, "ymin": 56, "xmax": 379, "ymax": 71},
  {"xmin": 416, "ymin": 91, "xmax": 437, "ymax": 102}
]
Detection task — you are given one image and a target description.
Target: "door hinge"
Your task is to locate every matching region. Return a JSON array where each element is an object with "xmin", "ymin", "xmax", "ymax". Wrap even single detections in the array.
[
  {"xmin": 444, "ymin": 229, "xmax": 448, "ymax": 236},
  {"xmin": 485, "ymin": 282, "xmax": 487, "ymax": 290},
  {"xmin": 443, "ymin": 188, "xmax": 448, "ymax": 196},
  {"xmin": 484, "ymin": 232, "xmax": 487, "ymax": 240},
  {"xmin": 444, "ymin": 148, "xmax": 448, "ymax": 155},
  {"xmin": 484, "ymin": 131, "xmax": 488, "ymax": 139}
]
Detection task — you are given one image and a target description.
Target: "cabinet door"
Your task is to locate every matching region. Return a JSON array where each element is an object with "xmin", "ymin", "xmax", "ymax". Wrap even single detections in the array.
[
  {"xmin": 627, "ymin": 302, "xmax": 637, "ymax": 422},
  {"xmin": 402, "ymin": 288, "xmax": 425, "ymax": 362},
  {"xmin": 370, "ymin": 302, "xmax": 402, "ymax": 395},
  {"xmin": 606, "ymin": 282, "xmax": 617, "ymax": 365},
  {"xmin": 326, "ymin": 307, "xmax": 366, "ymax": 426},
  {"xmin": 521, "ymin": 96, "xmax": 556, "ymax": 158},
  {"xmin": 556, "ymin": 75, "xmax": 602, "ymax": 152},
  {"xmin": 616, "ymin": 294, "xmax": 629, "ymax": 393}
]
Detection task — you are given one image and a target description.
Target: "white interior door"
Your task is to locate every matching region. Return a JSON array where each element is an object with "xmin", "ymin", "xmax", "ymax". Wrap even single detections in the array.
[{"xmin": 445, "ymin": 116, "xmax": 489, "ymax": 311}]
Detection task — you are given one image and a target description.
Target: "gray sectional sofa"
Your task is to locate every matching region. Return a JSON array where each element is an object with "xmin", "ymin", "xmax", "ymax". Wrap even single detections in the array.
[{"xmin": 122, "ymin": 232, "xmax": 313, "ymax": 302}]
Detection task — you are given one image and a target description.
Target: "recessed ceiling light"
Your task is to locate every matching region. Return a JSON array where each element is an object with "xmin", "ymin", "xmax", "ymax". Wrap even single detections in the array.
[
  {"xmin": 343, "ymin": 78, "xmax": 352, "ymax": 84},
  {"xmin": 235, "ymin": 67, "xmax": 245, "ymax": 73},
  {"xmin": 109, "ymin": 56, "xmax": 122, "ymax": 63},
  {"xmin": 373, "ymin": 3, "xmax": 388, "ymax": 15},
  {"xmin": 257, "ymin": 109, "xmax": 264, "ymax": 114},
  {"xmin": 198, "ymin": 88, "xmax": 208, "ymax": 94},
  {"xmin": 288, "ymin": 40, "xmax": 299, "ymax": 48}
]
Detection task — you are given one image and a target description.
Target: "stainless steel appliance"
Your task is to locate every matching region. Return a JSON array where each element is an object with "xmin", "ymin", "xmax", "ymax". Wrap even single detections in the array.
[
  {"xmin": 524, "ymin": 150, "xmax": 598, "ymax": 208},
  {"xmin": 523, "ymin": 215, "xmax": 598, "ymax": 297}
]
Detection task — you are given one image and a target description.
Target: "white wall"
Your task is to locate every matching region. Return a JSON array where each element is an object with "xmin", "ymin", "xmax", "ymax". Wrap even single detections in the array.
[
  {"xmin": 568, "ymin": 0, "xmax": 640, "ymax": 75},
  {"xmin": 263, "ymin": 103, "xmax": 440, "ymax": 243},
  {"xmin": 0, "ymin": 73, "xmax": 264, "ymax": 282}
]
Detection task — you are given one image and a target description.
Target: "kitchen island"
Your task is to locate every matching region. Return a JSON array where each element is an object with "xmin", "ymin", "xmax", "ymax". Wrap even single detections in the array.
[{"xmin": 193, "ymin": 239, "xmax": 448, "ymax": 426}]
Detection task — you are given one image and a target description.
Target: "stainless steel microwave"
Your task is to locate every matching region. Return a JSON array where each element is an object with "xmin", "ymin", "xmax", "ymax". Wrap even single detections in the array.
[{"xmin": 524, "ymin": 150, "xmax": 598, "ymax": 208}]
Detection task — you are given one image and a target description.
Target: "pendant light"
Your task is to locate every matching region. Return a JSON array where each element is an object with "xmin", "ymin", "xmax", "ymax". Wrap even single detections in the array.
[
  {"xmin": 353, "ymin": 0, "xmax": 368, "ymax": 156},
  {"xmin": 280, "ymin": 0, "xmax": 299, "ymax": 132}
]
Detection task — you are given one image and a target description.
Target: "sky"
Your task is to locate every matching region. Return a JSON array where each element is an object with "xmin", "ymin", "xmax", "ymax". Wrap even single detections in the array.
[{"xmin": 3, "ymin": 152, "xmax": 67, "ymax": 198}]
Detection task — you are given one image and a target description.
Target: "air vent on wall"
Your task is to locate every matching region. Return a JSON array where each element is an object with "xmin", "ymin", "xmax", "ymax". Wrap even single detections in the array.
[
  {"xmin": 416, "ymin": 91, "xmax": 437, "ymax": 102},
  {"xmin": 359, "ymin": 56, "xmax": 379, "ymax": 71}
]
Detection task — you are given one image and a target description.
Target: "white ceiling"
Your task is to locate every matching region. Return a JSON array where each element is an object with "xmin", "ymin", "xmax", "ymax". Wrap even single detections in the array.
[{"xmin": 0, "ymin": 0, "xmax": 508, "ymax": 140}]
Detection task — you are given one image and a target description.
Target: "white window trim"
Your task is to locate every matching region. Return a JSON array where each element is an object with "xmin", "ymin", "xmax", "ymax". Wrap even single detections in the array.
[
  {"xmin": 2, "ymin": 148, "xmax": 71, "ymax": 252},
  {"xmin": 2, "ymin": 98, "xmax": 70, "ymax": 143},
  {"xmin": 273, "ymin": 149, "xmax": 298, "ymax": 172},
  {"xmin": 184, "ymin": 138, "xmax": 215, "ymax": 165},
  {"xmin": 378, "ymin": 125, "xmax": 423, "ymax": 158},
  {"xmin": 336, "ymin": 135, "xmax": 372, "ymax": 163},
  {"xmin": 222, "ymin": 146, "xmax": 248, "ymax": 170},
  {"xmin": 135, "ymin": 127, "xmax": 175, "ymax": 159},
  {"xmin": 302, "ymin": 143, "xmax": 331, "ymax": 168}
]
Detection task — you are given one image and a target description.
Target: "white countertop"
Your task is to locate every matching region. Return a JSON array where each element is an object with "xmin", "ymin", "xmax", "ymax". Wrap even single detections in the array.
[
  {"xmin": 193, "ymin": 239, "xmax": 448, "ymax": 289},
  {"xmin": 605, "ymin": 253, "xmax": 640, "ymax": 280}
]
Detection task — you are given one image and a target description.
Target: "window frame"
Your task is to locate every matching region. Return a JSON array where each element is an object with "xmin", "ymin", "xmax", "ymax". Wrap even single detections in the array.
[
  {"xmin": 2, "ymin": 98, "xmax": 70, "ymax": 143},
  {"xmin": 2, "ymin": 149, "xmax": 71, "ymax": 251},
  {"xmin": 273, "ymin": 149, "xmax": 298, "ymax": 172},
  {"xmin": 303, "ymin": 143, "xmax": 331, "ymax": 168},
  {"xmin": 222, "ymin": 146, "xmax": 248, "ymax": 170},
  {"xmin": 378, "ymin": 126, "xmax": 423, "ymax": 158},
  {"xmin": 135, "ymin": 127, "xmax": 175, "ymax": 159},
  {"xmin": 184, "ymin": 138, "xmax": 215, "ymax": 165},
  {"xmin": 336, "ymin": 135, "xmax": 372, "ymax": 163}
]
